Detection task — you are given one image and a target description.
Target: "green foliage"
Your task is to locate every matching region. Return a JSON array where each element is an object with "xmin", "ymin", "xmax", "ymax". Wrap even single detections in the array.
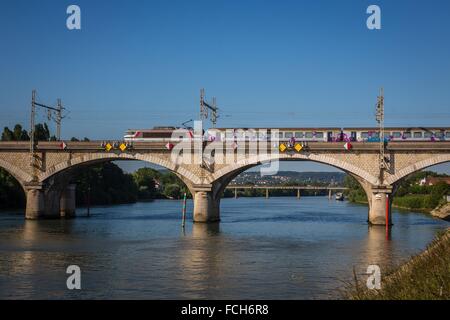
[
  {"xmin": 75, "ymin": 162, "xmax": 138, "ymax": 205},
  {"xmin": 2, "ymin": 124, "xmax": 30, "ymax": 141},
  {"xmin": 164, "ymin": 184, "xmax": 181, "ymax": 199},
  {"xmin": 132, "ymin": 168, "xmax": 190, "ymax": 199},
  {"xmin": 343, "ymin": 175, "xmax": 368, "ymax": 203},
  {"xmin": 133, "ymin": 168, "xmax": 159, "ymax": 199},
  {"xmin": 393, "ymin": 181, "xmax": 449, "ymax": 210},
  {"xmin": 1, "ymin": 123, "xmax": 50, "ymax": 142},
  {"xmin": 345, "ymin": 171, "xmax": 449, "ymax": 211},
  {"xmin": 33, "ymin": 123, "xmax": 50, "ymax": 141},
  {"xmin": 0, "ymin": 168, "xmax": 25, "ymax": 208}
]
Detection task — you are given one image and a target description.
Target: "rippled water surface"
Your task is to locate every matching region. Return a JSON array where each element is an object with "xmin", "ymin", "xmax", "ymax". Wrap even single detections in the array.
[{"xmin": 0, "ymin": 197, "xmax": 448, "ymax": 299}]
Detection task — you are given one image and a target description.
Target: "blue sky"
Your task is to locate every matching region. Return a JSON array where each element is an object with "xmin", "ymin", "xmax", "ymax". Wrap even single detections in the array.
[{"xmin": 1, "ymin": 0, "xmax": 449, "ymax": 173}]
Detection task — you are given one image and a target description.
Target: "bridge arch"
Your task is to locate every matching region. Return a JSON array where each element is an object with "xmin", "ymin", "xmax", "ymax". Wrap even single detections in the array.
[
  {"xmin": 385, "ymin": 154, "xmax": 450, "ymax": 185},
  {"xmin": 38, "ymin": 152, "xmax": 203, "ymax": 186},
  {"xmin": 210, "ymin": 153, "xmax": 378, "ymax": 187},
  {"xmin": 0, "ymin": 158, "xmax": 33, "ymax": 190}
]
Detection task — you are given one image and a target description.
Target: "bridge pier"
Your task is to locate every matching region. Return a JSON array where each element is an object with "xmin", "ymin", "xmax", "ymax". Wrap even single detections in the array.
[
  {"xmin": 60, "ymin": 184, "xmax": 76, "ymax": 218},
  {"xmin": 25, "ymin": 186, "xmax": 45, "ymax": 219},
  {"xmin": 25, "ymin": 182, "xmax": 76, "ymax": 220},
  {"xmin": 192, "ymin": 185, "xmax": 220, "ymax": 223},
  {"xmin": 367, "ymin": 186, "xmax": 393, "ymax": 226}
]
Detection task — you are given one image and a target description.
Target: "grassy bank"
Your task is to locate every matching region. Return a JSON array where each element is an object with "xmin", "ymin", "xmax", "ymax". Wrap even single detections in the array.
[{"xmin": 348, "ymin": 228, "xmax": 450, "ymax": 300}]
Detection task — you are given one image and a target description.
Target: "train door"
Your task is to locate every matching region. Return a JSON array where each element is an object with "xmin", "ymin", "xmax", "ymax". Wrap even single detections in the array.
[
  {"xmin": 327, "ymin": 131, "xmax": 333, "ymax": 142},
  {"xmin": 351, "ymin": 131, "xmax": 357, "ymax": 142}
]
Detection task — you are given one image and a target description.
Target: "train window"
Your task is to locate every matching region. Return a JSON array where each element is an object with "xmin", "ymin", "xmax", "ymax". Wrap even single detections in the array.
[
  {"xmin": 316, "ymin": 132, "xmax": 324, "ymax": 139},
  {"xmin": 295, "ymin": 132, "xmax": 304, "ymax": 138},
  {"xmin": 361, "ymin": 132, "xmax": 369, "ymax": 139},
  {"xmin": 392, "ymin": 132, "xmax": 401, "ymax": 138},
  {"xmin": 285, "ymin": 132, "xmax": 293, "ymax": 138},
  {"xmin": 413, "ymin": 132, "xmax": 423, "ymax": 138},
  {"xmin": 446, "ymin": 132, "xmax": 450, "ymax": 138},
  {"xmin": 424, "ymin": 132, "xmax": 433, "ymax": 138},
  {"xmin": 278, "ymin": 132, "xmax": 284, "ymax": 139},
  {"xmin": 403, "ymin": 132, "xmax": 412, "ymax": 139},
  {"xmin": 143, "ymin": 132, "xmax": 172, "ymax": 138},
  {"xmin": 305, "ymin": 132, "xmax": 314, "ymax": 139}
]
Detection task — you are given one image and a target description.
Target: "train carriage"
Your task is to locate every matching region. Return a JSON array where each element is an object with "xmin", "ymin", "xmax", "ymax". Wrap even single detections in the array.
[{"xmin": 124, "ymin": 126, "xmax": 450, "ymax": 143}]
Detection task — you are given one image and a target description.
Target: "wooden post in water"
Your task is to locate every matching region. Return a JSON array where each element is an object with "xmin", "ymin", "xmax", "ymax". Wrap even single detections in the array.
[
  {"xmin": 385, "ymin": 194, "xmax": 390, "ymax": 239},
  {"xmin": 266, "ymin": 188, "xmax": 269, "ymax": 199},
  {"xmin": 234, "ymin": 188, "xmax": 238, "ymax": 199},
  {"xmin": 328, "ymin": 189, "xmax": 332, "ymax": 200},
  {"xmin": 297, "ymin": 189, "xmax": 300, "ymax": 199},
  {"xmin": 86, "ymin": 185, "xmax": 91, "ymax": 217},
  {"xmin": 182, "ymin": 192, "xmax": 187, "ymax": 228}
]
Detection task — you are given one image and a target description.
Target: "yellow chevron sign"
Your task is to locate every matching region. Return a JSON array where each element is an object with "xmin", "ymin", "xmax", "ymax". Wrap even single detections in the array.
[
  {"xmin": 279, "ymin": 143, "xmax": 287, "ymax": 152},
  {"xmin": 294, "ymin": 143, "xmax": 303, "ymax": 152},
  {"xmin": 105, "ymin": 143, "xmax": 113, "ymax": 152},
  {"xmin": 119, "ymin": 143, "xmax": 127, "ymax": 152}
]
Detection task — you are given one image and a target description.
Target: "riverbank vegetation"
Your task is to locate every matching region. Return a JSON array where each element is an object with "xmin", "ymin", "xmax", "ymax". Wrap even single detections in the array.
[
  {"xmin": 344, "ymin": 172, "xmax": 449, "ymax": 212},
  {"xmin": 348, "ymin": 228, "xmax": 450, "ymax": 300}
]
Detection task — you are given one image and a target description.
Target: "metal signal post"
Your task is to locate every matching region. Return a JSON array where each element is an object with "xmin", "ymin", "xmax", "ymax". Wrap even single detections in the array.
[
  {"xmin": 30, "ymin": 90, "xmax": 68, "ymax": 179},
  {"xmin": 200, "ymin": 88, "xmax": 219, "ymax": 127},
  {"xmin": 376, "ymin": 88, "xmax": 388, "ymax": 183}
]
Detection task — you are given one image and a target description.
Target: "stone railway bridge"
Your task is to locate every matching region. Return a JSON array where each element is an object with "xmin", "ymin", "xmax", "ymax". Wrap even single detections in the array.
[{"xmin": 0, "ymin": 140, "xmax": 449, "ymax": 225}]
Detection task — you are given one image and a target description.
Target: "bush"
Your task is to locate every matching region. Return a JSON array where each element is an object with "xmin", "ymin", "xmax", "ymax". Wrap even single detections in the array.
[{"xmin": 164, "ymin": 184, "xmax": 182, "ymax": 199}]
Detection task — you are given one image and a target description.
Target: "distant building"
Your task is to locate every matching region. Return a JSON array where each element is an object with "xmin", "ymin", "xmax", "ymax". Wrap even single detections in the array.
[{"xmin": 419, "ymin": 176, "xmax": 450, "ymax": 186}]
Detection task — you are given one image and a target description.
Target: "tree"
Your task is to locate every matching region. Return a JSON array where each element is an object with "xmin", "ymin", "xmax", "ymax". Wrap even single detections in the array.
[
  {"xmin": 0, "ymin": 168, "xmax": 25, "ymax": 208},
  {"xmin": 34, "ymin": 123, "xmax": 50, "ymax": 141},
  {"xmin": 164, "ymin": 184, "xmax": 181, "ymax": 199},
  {"xmin": 133, "ymin": 168, "xmax": 159, "ymax": 199},
  {"xmin": 1, "ymin": 127, "xmax": 14, "ymax": 141}
]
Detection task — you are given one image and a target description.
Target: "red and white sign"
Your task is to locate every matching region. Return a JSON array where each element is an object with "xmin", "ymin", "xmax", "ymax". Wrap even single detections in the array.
[
  {"xmin": 165, "ymin": 143, "xmax": 174, "ymax": 151},
  {"xmin": 344, "ymin": 142, "xmax": 352, "ymax": 150},
  {"xmin": 60, "ymin": 141, "xmax": 67, "ymax": 150}
]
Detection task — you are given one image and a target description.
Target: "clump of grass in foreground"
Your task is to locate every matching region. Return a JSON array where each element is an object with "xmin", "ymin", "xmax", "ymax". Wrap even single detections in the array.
[{"xmin": 347, "ymin": 229, "xmax": 450, "ymax": 300}]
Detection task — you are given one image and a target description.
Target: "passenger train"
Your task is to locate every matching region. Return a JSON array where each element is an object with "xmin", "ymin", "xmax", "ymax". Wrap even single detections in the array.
[{"xmin": 124, "ymin": 127, "xmax": 450, "ymax": 143}]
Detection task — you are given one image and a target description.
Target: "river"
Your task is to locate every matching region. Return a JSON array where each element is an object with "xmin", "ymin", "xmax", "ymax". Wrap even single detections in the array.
[{"xmin": 0, "ymin": 197, "xmax": 448, "ymax": 299}]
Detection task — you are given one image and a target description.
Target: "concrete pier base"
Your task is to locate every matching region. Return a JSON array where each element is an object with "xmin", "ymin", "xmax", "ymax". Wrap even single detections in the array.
[
  {"xmin": 368, "ymin": 187, "xmax": 393, "ymax": 226},
  {"xmin": 60, "ymin": 184, "xmax": 76, "ymax": 218},
  {"xmin": 192, "ymin": 187, "xmax": 220, "ymax": 223},
  {"xmin": 25, "ymin": 182, "xmax": 76, "ymax": 220},
  {"xmin": 25, "ymin": 187, "xmax": 45, "ymax": 219}
]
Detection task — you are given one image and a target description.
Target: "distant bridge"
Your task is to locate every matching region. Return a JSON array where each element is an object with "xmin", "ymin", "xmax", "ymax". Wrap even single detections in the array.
[
  {"xmin": 0, "ymin": 140, "xmax": 449, "ymax": 225},
  {"xmin": 226, "ymin": 185, "xmax": 348, "ymax": 199}
]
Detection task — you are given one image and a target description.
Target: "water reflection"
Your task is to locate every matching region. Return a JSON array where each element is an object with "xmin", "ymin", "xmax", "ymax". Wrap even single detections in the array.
[
  {"xmin": 0, "ymin": 197, "xmax": 447, "ymax": 299},
  {"xmin": 177, "ymin": 223, "xmax": 228, "ymax": 299},
  {"xmin": 363, "ymin": 225, "xmax": 394, "ymax": 268}
]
